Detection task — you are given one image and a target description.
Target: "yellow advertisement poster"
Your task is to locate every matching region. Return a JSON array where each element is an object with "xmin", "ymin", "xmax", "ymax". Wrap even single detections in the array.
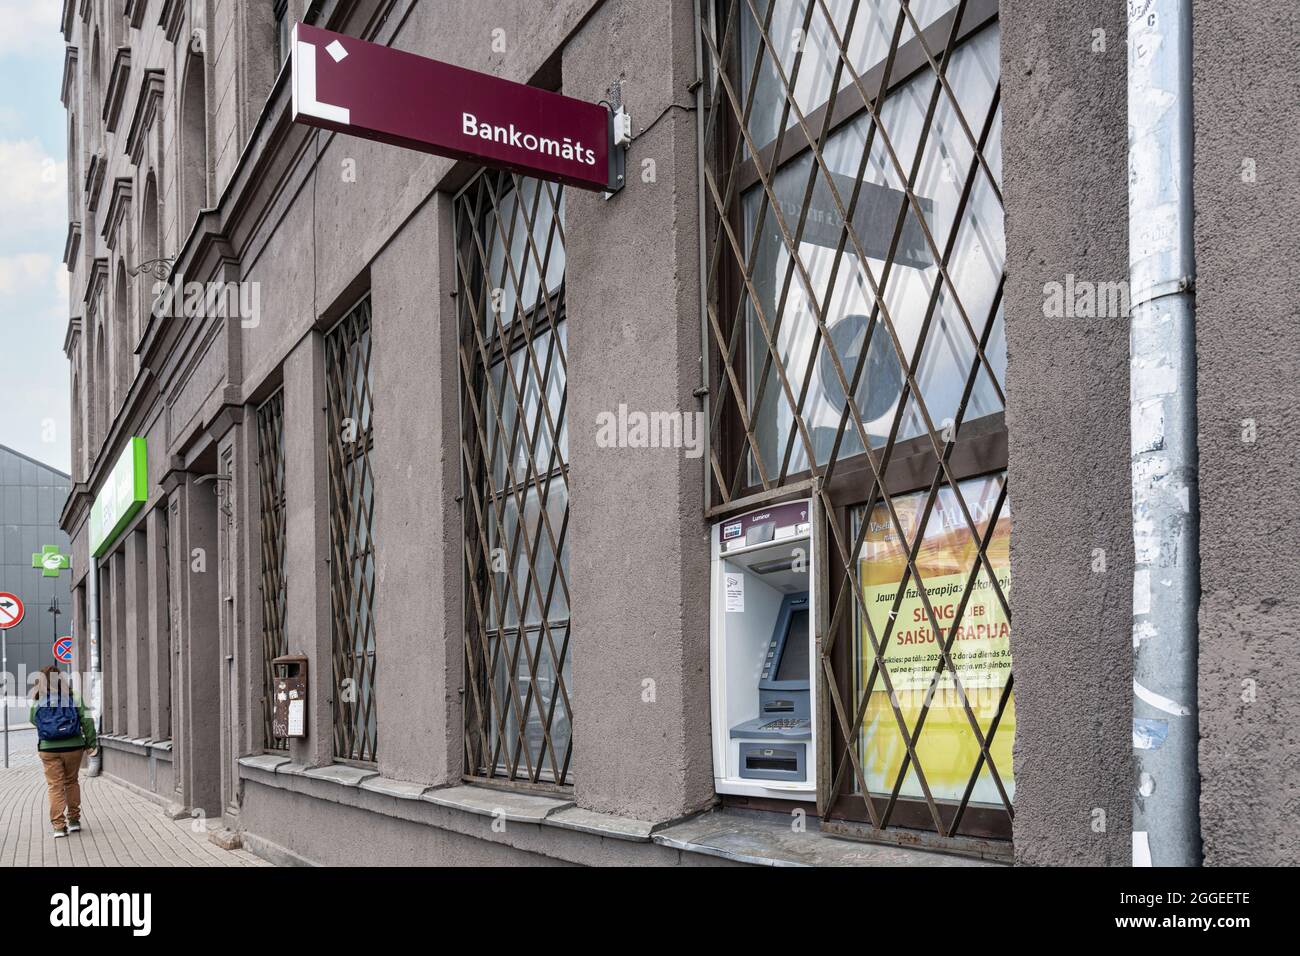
[{"xmin": 857, "ymin": 475, "xmax": 1014, "ymax": 804}]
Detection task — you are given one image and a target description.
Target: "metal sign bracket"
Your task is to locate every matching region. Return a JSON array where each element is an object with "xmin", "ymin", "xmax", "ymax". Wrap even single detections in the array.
[{"xmin": 605, "ymin": 106, "xmax": 630, "ymax": 198}]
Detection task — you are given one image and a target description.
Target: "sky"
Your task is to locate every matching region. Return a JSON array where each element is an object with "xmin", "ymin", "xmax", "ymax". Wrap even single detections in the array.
[{"xmin": 0, "ymin": 0, "xmax": 71, "ymax": 475}]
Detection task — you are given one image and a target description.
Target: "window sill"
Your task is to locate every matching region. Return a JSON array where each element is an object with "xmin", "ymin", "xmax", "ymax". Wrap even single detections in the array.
[{"xmin": 98, "ymin": 734, "xmax": 174, "ymax": 759}]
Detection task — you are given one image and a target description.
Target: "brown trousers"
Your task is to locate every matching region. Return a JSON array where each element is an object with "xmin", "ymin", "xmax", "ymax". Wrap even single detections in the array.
[{"xmin": 38, "ymin": 749, "xmax": 84, "ymax": 829}]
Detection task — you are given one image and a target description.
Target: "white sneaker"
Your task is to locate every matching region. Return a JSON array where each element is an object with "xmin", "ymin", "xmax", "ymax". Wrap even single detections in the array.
[
  {"xmin": 67, "ymin": 820, "xmax": 81, "ymax": 833},
  {"xmin": 52, "ymin": 828, "xmax": 68, "ymax": 839}
]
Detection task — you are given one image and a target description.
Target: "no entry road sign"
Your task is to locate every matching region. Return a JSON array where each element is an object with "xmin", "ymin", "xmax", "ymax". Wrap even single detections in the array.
[
  {"xmin": 290, "ymin": 23, "xmax": 621, "ymax": 191},
  {"xmin": 53, "ymin": 637, "xmax": 73, "ymax": 664},
  {"xmin": 0, "ymin": 592, "xmax": 24, "ymax": 630}
]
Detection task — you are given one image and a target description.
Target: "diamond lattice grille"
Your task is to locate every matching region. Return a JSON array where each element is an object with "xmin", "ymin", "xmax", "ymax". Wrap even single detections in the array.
[
  {"xmin": 456, "ymin": 170, "xmax": 573, "ymax": 788},
  {"xmin": 256, "ymin": 389, "xmax": 288, "ymax": 752},
  {"xmin": 700, "ymin": 0, "xmax": 1012, "ymax": 842},
  {"xmin": 325, "ymin": 299, "xmax": 378, "ymax": 763}
]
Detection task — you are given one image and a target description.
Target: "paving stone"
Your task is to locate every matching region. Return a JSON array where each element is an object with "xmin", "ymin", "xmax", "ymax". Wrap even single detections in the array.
[{"xmin": 0, "ymin": 730, "xmax": 270, "ymax": 868}]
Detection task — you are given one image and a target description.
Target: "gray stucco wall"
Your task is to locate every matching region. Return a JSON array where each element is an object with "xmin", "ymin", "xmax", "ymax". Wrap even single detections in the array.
[
  {"xmin": 1192, "ymin": 1, "xmax": 1300, "ymax": 866},
  {"xmin": 101, "ymin": 742, "xmax": 175, "ymax": 802},
  {"xmin": 1001, "ymin": 0, "xmax": 1133, "ymax": 864},
  {"xmin": 236, "ymin": 773, "xmax": 739, "ymax": 866},
  {"xmin": 369, "ymin": 194, "xmax": 463, "ymax": 787},
  {"xmin": 563, "ymin": 0, "xmax": 715, "ymax": 823}
]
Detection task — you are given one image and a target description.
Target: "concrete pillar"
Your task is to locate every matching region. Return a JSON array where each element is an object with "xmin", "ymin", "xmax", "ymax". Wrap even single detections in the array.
[
  {"xmin": 231, "ymin": 415, "xmax": 263, "ymax": 757},
  {"xmin": 124, "ymin": 527, "xmax": 151, "ymax": 737},
  {"xmin": 283, "ymin": 332, "xmax": 334, "ymax": 768},
  {"xmin": 562, "ymin": 0, "xmax": 715, "ymax": 822},
  {"xmin": 97, "ymin": 563, "xmax": 111, "ymax": 733},
  {"xmin": 369, "ymin": 195, "xmax": 462, "ymax": 786},
  {"xmin": 1001, "ymin": 0, "xmax": 1132, "ymax": 864},
  {"xmin": 174, "ymin": 477, "xmax": 222, "ymax": 815},
  {"xmin": 110, "ymin": 549, "xmax": 127, "ymax": 734},
  {"xmin": 71, "ymin": 582, "xmax": 86, "ymax": 691},
  {"xmin": 1192, "ymin": 0, "xmax": 1300, "ymax": 865},
  {"xmin": 146, "ymin": 506, "xmax": 172, "ymax": 741}
]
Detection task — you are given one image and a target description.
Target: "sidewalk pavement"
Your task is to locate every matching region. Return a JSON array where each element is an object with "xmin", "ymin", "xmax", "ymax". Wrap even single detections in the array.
[{"xmin": 0, "ymin": 729, "xmax": 269, "ymax": 867}]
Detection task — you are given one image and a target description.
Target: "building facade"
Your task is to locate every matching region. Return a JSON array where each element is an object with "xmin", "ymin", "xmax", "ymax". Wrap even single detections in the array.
[
  {"xmin": 57, "ymin": 0, "xmax": 1299, "ymax": 866},
  {"xmin": 0, "ymin": 446, "xmax": 72, "ymax": 730}
]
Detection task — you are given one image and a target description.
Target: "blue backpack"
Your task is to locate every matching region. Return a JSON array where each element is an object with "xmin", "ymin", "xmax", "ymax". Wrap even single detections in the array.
[{"xmin": 36, "ymin": 695, "xmax": 81, "ymax": 742}]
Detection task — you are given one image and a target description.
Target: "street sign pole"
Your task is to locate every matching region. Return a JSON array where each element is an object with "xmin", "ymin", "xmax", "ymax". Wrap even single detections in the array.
[
  {"xmin": 3, "ymin": 627, "xmax": 8, "ymax": 769},
  {"xmin": 0, "ymin": 592, "xmax": 29, "ymax": 770}
]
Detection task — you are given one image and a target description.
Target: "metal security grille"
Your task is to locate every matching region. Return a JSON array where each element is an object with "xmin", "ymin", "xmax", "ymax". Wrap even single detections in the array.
[
  {"xmin": 256, "ymin": 389, "xmax": 288, "ymax": 752},
  {"xmin": 325, "ymin": 299, "xmax": 378, "ymax": 763},
  {"xmin": 455, "ymin": 170, "xmax": 573, "ymax": 789},
  {"xmin": 699, "ymin": 0, "xmax": 1011, "ymax": 850}
]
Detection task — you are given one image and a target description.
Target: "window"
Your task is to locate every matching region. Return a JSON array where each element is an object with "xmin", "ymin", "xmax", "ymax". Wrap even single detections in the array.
[
  {"xmin": 700, "ymin": 0, "xmax": 1010, "ymax": 848},
  {"xmin": 273, "ymin": 0, "xmax": 291, "ymax": 66},
  {"xmin": 92, "ymin": 320, "xmax": 107, "ymax": 450},
  {"xmin": 456, "ymin": 170, "xmax": 572, "ymax": 789},
  {"xmin": 112, "ymin": 260, "xmax": 130, "ymax": 405},
  {"xmin": 139, "ymin": 172, "xmax": 159, "ymax": 337},
  {"xmin": 71, "ymin": 364, "xmax": 82, "ymax": 482},
  {"xmin": 256, "ymin": 389, "xmax": 288, "ymax": 751},
  {"xmin": 179, "ymin": 51, "xmax": 207, "ymax": 233},
  {"xmin": 324, "ymin": 298, "xmax": 377, "ymax": 763}
]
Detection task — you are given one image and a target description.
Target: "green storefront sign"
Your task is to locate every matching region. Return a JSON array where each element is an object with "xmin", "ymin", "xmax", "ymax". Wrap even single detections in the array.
[{"xmin": 89, "ymin": 437, "xmax": 148, "ymax": 558}]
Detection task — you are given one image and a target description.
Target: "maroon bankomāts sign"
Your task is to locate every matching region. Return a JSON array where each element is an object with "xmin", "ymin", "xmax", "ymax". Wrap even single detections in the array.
[{"xmin": 291, "ymin": 23, "xmax": 617, "ymax": 191}]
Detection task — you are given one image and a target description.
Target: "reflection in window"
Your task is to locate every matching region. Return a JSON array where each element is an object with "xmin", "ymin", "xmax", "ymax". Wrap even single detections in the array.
[
  {"xmin": 457, "ymin": 171, "xmax": 572, "ymax": 786},
  {"xmin": 740, "ymin": 0, "xmax": 960, "ymax": 153},
  {"xmin": 744, "ymin": 25, "xmax": 1002, "ymax": 482},
  {"xmin": 324, "ymin": 298, "xmax": 377, "ymax": 763}
]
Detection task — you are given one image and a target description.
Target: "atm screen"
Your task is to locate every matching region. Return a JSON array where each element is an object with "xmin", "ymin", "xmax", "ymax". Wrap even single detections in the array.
[{"xmin": 775, "ymin": 608, "xmax": 810, "ymax": 682}]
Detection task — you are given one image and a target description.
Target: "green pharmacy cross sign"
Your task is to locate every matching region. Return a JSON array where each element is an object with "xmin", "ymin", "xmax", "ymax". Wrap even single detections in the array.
[{"xmin": 32, "ymin": 545, "xmax": 69, "ymax": 577}]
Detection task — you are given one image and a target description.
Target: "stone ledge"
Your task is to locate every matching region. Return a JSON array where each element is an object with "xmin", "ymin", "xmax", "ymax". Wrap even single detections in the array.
[
  {"xmin": 359, "ymin": 776, "xmax": 430, "ymax": 800},
  {"xmin": 420, "ymin": 784, "xmax": 573, "ymax": 823},
  {"xmin": 303, "ymin": 764, "xmax": 378, "ymax": 787},
  {"xmin": 238, "ymin": 754, "xmax": 290, "ymax": 773},
  {"xmin": 98, "ymin": 734, "xmax": 149, "ymax": 756},
  {"xmin": 652, "ymin": 811, "xmax": 1003, "ymax": 867},
  {"xmin": 234, "ymin": 757, "xmax": 988, "ymax": 866},
  {"xmin": 547, "ymin": 807, "xmax": 655, "ymax": 842},
  {"xmin": 99, "ymin": 735, "xmax": 175, "ymax": 760}
]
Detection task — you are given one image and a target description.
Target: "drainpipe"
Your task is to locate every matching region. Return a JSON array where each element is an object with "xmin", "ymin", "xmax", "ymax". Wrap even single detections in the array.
[
  {"xmin": 85, "ymin": 555, "xmax": 102, "ymax": 777},
  {"xmin": 1128, "ymin": 0, "xmax": 1201, "ymax": 866}
]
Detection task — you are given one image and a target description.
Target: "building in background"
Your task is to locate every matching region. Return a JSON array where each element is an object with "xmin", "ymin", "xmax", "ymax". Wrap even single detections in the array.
[
  {"xmin": 0, "ymin": 445, "xmax": 72, "ymax": 729},
  {"xmin": 56, "ymin": 0, "xmax": 1299, "ymax": 867}
]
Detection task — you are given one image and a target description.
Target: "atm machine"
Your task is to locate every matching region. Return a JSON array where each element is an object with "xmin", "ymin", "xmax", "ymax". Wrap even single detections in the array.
[{"xmin": 709, "ymin": 500, "xmax": 817, "ymax": 799}]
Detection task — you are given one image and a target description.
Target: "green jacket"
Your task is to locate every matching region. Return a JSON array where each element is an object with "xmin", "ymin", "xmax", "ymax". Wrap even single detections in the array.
[{"xmin": 28, "ymin": 693, "xmax": 97, "ymax": 753}]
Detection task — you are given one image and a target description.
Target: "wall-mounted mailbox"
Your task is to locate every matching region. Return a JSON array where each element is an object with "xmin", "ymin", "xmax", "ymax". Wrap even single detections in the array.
[{"xmin": 271, "ymin": 655, "xmax": 308, "ymax": 739}]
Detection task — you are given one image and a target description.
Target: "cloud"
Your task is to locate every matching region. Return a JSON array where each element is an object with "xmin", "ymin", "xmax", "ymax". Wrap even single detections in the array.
[
  {"xmin": 0, "ymin": 0, "xmax": 63, "ymax": 60},
  {"xmin": 0, "ymin": 138, "xmax": 66, "ymax": 246},
  {"xmin": 0, "ymin": 252, "xmax": 54, "ymax": 295}
]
